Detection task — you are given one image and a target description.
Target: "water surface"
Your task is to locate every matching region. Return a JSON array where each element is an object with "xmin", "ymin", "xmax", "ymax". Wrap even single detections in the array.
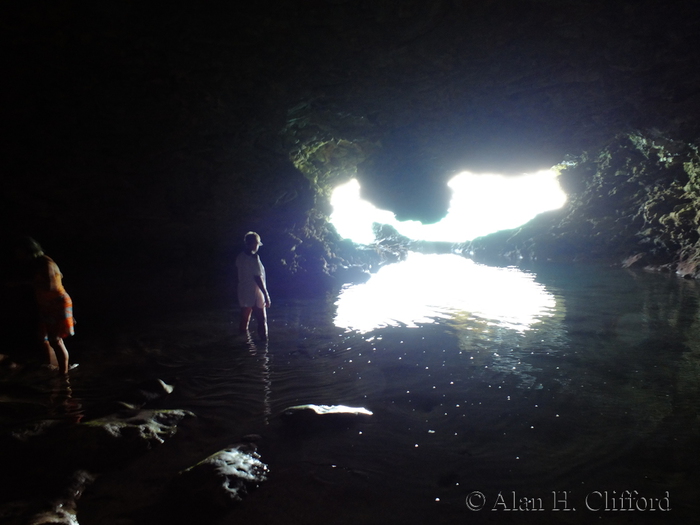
[{"xmin": 4, "ymin": 255, "xmax": 699, "ymax": 524}]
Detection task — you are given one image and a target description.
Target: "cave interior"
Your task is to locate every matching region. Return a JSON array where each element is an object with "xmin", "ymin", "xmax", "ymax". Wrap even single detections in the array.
[
  {"xmin": 3, "ymin": 0, "xmax": 700, "ymax": 307},
  {"xmin": 2, "ymin": 0, "xmax": 700, "ymax": 522}
]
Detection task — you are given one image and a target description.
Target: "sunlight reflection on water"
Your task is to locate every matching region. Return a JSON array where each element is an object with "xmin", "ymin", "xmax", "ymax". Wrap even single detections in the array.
[{"xmin": 334, "ymin": 253, "xmax": 557, "ymax": 333}]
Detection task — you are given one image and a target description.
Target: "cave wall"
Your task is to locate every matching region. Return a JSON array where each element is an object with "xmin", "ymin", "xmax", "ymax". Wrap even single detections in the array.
[
  {"xmin": 3, "ymin": 0, "xmax": 700, "ymax": 313},
  {"xmin": 276, "ymin": 0, "xmax": 700, "ymax": 221},
  {"xmin": 467, "ymin": 132, "xmax": 700, "ymax": 277}
]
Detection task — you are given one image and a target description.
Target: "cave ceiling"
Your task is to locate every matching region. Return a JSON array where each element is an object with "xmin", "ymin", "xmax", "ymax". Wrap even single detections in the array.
[{"xmin": 3, "ymin": 0, "xmax": 700, "ymax": 232}]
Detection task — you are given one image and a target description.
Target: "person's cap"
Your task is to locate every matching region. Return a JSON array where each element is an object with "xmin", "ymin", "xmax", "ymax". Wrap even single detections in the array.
[{"xmin": 244, "ymin": 231, "xmax": 262, "ymax": 245}]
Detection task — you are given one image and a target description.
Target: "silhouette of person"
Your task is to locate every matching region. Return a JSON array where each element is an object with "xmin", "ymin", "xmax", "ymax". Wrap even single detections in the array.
[
  {"xmin": 236, "ymin": 231, "xmax": 271, "ymax": 340},
  {"xmin": 14, "ymin": 237, "xmax": 75, "ymax": 374}
]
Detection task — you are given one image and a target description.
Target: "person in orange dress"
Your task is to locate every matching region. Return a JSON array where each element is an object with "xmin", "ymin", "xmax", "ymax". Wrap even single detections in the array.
[{"xmin": 15, "ymin": 237, "xmax": 75, "ymax": 374}]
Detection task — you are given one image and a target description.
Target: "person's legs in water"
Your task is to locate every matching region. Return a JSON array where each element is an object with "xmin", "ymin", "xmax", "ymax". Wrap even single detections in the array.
[
  {"xmin": 42, "ymin": 338, "xmax": 58, "ymax": 369},
  {"xmin": 53, "ymin": 337, "xmax": 69, "ymax": 374},
  {"xmin": 240, "ymin": 306, "xmax": 254, "ymax": 335},
  {"xmin": 252, "ymin": 306, "xmax": 268, "ymax": 341},
  {"xmin": 41, "ymin": 336, "xmax": 69, "ymax": 373}
]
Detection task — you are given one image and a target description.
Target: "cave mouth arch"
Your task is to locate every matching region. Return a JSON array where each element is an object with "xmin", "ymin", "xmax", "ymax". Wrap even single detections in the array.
[{"xmin": 330, "ymin": 169, "xmax": 567, "ymax": 244}]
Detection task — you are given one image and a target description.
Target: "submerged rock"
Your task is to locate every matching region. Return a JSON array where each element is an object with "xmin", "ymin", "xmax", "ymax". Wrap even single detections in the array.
[{"xmin": 171, "ymin": 444, "xmax": 268, "ymax": 508}]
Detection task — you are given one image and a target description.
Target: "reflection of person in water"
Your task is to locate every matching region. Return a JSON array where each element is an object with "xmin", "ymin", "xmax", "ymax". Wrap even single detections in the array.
[
  {"xmin": 49, "ymin": 375, "xmax": 83, "ymax": 423},
  {"xmin": 15, "ymin": 237, "xmax": 75, "ymax": 374},
  {"xmin": 236, "ymin": 231, "xmax": 271, "ymax": 341},
  {"xmin": 245, "ymin": 338, "xmax": 272, "ymax": 424}
]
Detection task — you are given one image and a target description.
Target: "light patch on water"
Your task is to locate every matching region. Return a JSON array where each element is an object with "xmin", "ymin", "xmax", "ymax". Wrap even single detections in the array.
[{"xmin": 334, "ymin": 253, "xmax": 556, "ymax": 333}]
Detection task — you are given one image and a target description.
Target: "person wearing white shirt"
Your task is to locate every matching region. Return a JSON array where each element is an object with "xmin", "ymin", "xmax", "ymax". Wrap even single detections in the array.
[{"xmin": 235, "ymin": 231, "xmax": 271, "ymax": 340}]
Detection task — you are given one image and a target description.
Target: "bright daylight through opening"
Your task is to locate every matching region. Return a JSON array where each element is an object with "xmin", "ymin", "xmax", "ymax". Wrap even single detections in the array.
[{"xmin": 330, "ymin": 170, "xmax": 567, "ymax": 244}]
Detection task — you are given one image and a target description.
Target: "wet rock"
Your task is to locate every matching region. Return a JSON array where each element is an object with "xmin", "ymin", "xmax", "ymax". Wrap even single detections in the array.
[
  {"xmin": 334, "ymin": 264, "xmax": 371, "ymax": 284},
  {"xmin": 283, "ymin": 404, "xmax": 373, "ymax": 417},
  {"xmin": 675, "ymin": 253, "xmax": 700, "ymax": 278},
  {"xmin": 281, "ymin": 404, "xmax": 373, "ymax": 432},
  {"xmin": 622, "ymin": 253, "xmax": 646, "ymax": 268},
  {"xmin": 9, "ymin": 419, "xmax": 62, "ymax": 443},
  {"xmin": 122, "ymin": 378, "xmax": 175, "ymax": 406},
  {"xmin": 0, "ymin": 353, "xmax": 22, "ymax": 372},
  {"xmin": 2, "ymin": 408, "xmax": 193, "ymax": 480},
  {"xmin": 171, "ymin": 444, "xmax": 268, "ymax": 508},
  {"xmin": 1, "ymin": 411, "xmax": 194, "ymax": 511},
  {"xmin": 84, "ymin": 379, "xmax": 176, "ymax": 421},
  {"xmin": 61, "ymin": 408, "xmax": 195, "ymax": 467},
  {"xmin": 1, "ymin": 408, "xmax": 193, "ymax": 524},
  {"xmin": 0, "ymin": 502, "xmax": 79, "ymax": 525},
  {"xmin": 373, "ymin": 223, "xmax": 410, "ymax": 263},
  {"xmin": 0, "ymin": 470, "xmax": 93, "ymax": 525}
]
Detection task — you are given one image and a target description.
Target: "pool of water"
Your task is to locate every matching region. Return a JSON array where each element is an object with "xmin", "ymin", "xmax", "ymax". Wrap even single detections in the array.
[{"xmin": 3, "ymin": 255, "xmax": 699, "ymax": 523}]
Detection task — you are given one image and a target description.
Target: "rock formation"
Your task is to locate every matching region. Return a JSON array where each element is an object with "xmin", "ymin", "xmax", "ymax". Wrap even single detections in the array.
[{"xmin": 467, "ymin": 132, "xmax": 700, "ymax": 276}]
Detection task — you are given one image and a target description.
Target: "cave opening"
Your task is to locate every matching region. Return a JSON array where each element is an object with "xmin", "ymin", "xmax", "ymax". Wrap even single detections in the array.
[
  {"xmin": 330, "ymin": 167, "xmax": 568, "ymax": 333},
  {"xmin": 330, "ymin": 168, "xmax": 567, "ymax": 245}
]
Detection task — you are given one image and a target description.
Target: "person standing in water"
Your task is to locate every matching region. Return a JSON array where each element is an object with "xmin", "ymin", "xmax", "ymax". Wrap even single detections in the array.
[
  {"xmin": 15, "ymin": 237, "xmax": 75, "ymax": 374},
  {"xmin": 236, "ymin": 231, "xmax": 271, "ymax": 340}
]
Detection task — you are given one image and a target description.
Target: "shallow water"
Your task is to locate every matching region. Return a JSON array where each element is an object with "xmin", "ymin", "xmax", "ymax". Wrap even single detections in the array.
[{"xmin": 3, "ymin": 255, "xmax": 700, "ymax": 523}]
